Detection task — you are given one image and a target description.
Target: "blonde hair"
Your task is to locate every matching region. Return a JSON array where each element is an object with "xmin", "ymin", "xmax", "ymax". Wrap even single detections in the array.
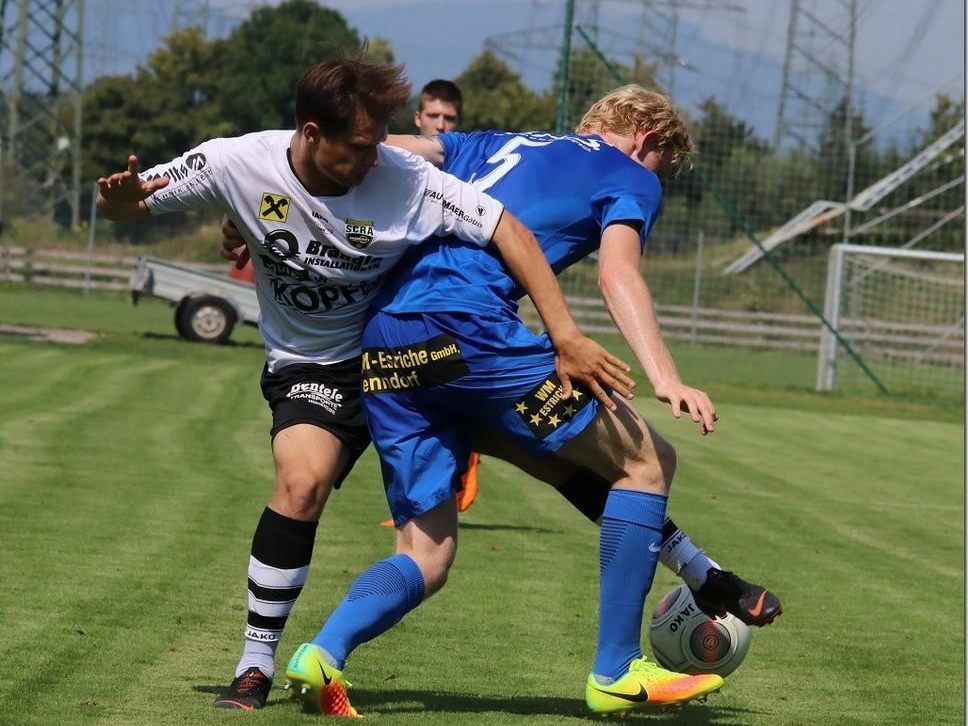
[{"xmin": 577, "ymin": 85, "xmax": 694, "ymax": 171}]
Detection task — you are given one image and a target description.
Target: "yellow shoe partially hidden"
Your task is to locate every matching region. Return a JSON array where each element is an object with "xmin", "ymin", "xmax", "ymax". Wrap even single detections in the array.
[
  {"xmin": 585, "ymin": 657, "xmax": 723, "ymax": 714},
  {"xmin": 285, "ymin": 643, "xmax": 360, "ymax": 718}
]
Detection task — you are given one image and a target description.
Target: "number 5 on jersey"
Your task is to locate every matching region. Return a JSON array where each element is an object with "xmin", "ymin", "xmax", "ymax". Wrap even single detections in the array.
[{"xmin": 470, "ymin": 136, "xmax": 553, "ymax": 192}]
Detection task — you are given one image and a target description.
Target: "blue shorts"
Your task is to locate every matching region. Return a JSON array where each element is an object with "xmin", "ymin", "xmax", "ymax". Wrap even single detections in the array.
[{"xmin": 361, "ymin": 310, "xmax": 601, "ymax": 525}]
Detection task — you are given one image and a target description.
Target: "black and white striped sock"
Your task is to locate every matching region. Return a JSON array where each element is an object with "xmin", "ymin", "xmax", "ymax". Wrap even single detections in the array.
[
  {"xmin": 235, "ymin": 507, "xmax": 317, "ymax": 679},
  {"xmin": 659, "ymin": 517, "xmax": 720, "ymax": 590}
]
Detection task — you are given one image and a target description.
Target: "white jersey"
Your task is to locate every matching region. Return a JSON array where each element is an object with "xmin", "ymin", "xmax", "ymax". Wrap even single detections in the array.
[{"xmin": 142, "ymin": 130, "xmax": 504, "ymax": 371}]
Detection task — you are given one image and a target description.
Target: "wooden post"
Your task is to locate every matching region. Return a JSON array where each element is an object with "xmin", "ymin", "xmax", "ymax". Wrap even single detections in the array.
[{"xmin": 690, "ymin": 231, "xmax": 704, "ymax": 345}]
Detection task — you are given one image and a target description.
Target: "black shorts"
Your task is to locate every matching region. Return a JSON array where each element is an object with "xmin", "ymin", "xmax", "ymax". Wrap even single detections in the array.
[{"xmin": 260, "ymin": 359, "xmax": 371, "ymax": 487}]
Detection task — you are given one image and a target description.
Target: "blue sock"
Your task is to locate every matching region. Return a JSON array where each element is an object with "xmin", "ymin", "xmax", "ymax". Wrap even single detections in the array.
[
  {"xmin": 593, "ymin": 488, "xmax": 668, "ymax": 681},
  {"xmin": 313, "ymin": 554, "xmax": 425, "ymax": 669}
]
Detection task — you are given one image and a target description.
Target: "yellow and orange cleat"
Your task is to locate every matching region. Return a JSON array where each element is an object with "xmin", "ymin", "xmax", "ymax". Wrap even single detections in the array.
[
  {"xmin": 585, "ymin": 657, "xmax": 723, "ymax": 715},
  {"xmin": 285, "ymin": 643, "xmax": 360, "ymax": 718}
]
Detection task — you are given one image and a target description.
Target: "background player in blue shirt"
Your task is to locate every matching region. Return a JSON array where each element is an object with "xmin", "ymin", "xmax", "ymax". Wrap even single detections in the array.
[{"xmin": 283, "ymin": 86, "xmax": 779, "ymax": 717}]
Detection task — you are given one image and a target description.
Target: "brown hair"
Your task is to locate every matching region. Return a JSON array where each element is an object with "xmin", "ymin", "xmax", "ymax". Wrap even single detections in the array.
[
  {"xmin": 577, "ymin": 85, "xmax": 694, "ymax": 171},
  {"xmin": 418, "ymin": 79, "xmax": 463, "ymax": 117},
  {"xmin": 295, "ymin": 57, "xmax": 411, "ymax": 136}
]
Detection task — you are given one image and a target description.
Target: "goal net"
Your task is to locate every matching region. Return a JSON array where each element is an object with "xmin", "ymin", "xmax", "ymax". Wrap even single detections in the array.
[{"xmin": 817, "ymin": 244, "xmax": 964, "ymax": 396}]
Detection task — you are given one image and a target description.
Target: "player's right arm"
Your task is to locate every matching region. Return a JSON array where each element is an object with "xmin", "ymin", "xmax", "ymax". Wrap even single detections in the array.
[
  {"xmin": 489, "ymin": 210, "xmax": 636, "ymax": 409},
  {"xmin": 386, "ymin": 134, "xmax": 445, "ymax": 167},
  {"xmin": 96, "ymin": 155, "xmax": 169, "ymax": 220},
  {"xmin": 98, "ymin": 140, "xmax": 225, "ymax": 221}
]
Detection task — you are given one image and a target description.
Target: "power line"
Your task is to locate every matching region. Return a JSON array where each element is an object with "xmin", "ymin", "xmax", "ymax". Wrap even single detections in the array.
[
  {"xmin": 0, "ymin": 0, "xmax": 84, "ymax": 227},
  {"xmin": 773, "ymin": 0, "xmax": 858, "ymax": 150}
]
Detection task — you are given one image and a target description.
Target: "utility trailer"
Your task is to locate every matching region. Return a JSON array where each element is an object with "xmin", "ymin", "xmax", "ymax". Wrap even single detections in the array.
[{"xmin": 129, "ymin": 257, "xmax": 260, "ymax": 343}]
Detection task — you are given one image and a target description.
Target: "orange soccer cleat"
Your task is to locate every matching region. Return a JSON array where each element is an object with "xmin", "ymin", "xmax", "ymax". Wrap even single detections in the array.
[
  {"xmin": 285, "ymin": 643, "xmax": 360, "ymax": 718},
  {"xmin": 455, "ymin": 451, "xmax": 480, "ymax": 512},
  {"xmin": 380, "ymin": 452, "xmax": 481, "ymax": 526}
]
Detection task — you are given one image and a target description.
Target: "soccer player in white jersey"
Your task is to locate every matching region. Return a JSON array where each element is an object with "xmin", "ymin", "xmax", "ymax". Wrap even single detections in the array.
[{"xmin": 96, "ymin": 56, "xmax": 633, "ymax": 712}]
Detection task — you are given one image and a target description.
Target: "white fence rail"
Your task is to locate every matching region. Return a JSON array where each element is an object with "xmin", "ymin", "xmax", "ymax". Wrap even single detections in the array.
[
  {"xmin": 0, "ymin": 246, "xmax": 227, "ymax": 291},
  {"xmin": 6, "ymin": 246, "xmax": 963, "ymax": 368},
  {"xmin": 523, "ymin": 295, "xmax": 965, "ymax": 364}
]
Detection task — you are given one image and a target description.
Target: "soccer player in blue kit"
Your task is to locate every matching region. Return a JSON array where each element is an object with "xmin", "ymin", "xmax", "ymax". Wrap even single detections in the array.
[{"xmin": 280, "ymin": 86, "xmax": 781, "ymax": 717}]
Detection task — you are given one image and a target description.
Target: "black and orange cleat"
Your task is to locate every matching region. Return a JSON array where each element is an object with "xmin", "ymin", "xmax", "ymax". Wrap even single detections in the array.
[
  {"xmin": 213, "ymin": 667, "xmax": 272, "ymax": 711},
  {"xmin": 691, "ymin": 568, "xmax": 783, "ymax": 627}
]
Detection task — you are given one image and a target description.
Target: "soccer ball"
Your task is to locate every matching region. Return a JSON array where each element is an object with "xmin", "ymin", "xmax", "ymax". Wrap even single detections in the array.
[{"xmin": 648, "ymin": 584, "xmax": 751, "ymax": 677}]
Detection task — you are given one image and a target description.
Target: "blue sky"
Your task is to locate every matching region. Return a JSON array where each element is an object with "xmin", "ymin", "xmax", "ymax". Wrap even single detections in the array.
[{"xmin": 88, "ymin": 0, "xmax": 965, "ymax": 142}]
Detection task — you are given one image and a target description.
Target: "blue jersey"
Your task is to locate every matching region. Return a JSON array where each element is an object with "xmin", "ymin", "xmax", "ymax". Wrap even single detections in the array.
[{"xmin": 376, "ymin": 131, "xmax": 662, "ymax": 315}]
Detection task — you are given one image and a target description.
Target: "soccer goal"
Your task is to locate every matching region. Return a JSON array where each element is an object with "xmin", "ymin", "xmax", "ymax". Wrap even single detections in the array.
[{"xmin": 817, "ymin": 244, "xmax": 965, "ymax": 395}]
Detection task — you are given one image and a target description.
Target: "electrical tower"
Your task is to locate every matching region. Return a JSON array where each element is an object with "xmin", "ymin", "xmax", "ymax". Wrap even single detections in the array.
[
  {"xmin": 0, "ymin": 0, "xmax": 84, "ymax": 228},
  {"xmin": 168, "ymin": 0, "xmax": 211, "ymax": 35},
  {"xmin": 485, "ymin": 0, "xmax": 744, "ymax": 132},
  {"xmin": 773, "ymin": 0, "xmax": 857, "ymax": 150}
]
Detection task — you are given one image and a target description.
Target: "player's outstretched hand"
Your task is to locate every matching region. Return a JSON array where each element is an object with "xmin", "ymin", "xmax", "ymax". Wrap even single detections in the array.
[
  {"xmin": 97, "ymin": 155, "xmax": 168, "ymax": 206},
  {"xmin": 554, "ymin": 335, "xmax": 635, "ymax": 411},
  {"xmin": 653, "ymin": 380, "xmax": 718, "ymax": 435},
  {"xmin": 220, "ymin": 215, "xmax": 249, "ymax": 269}
]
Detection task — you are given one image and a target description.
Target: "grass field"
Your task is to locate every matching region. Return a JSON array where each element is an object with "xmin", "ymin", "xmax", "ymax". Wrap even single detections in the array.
[{"xmin": 0, "ymin": 284, "xmax": 963, "ymax": 725}]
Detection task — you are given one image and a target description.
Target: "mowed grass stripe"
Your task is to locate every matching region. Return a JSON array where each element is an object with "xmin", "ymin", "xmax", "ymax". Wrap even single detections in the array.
[
  {"xmin": 679, "ymin": 406, "xmax": 960, "ymax": 545},
  {"xmin": 738, "ymin": 408, "xmax": 960, "ymax": 572},
  {"xmin": 0, "ymin": 331, "xmax": 962, "ymax": 725},
  {"xmin": 343, "ymin": 455, "xmax": 603, "ymax": 724},
  {"xmin": 664, "ymin": 406, "xmax": 963, "ymax": 724},
  {"xmin": 0, "ymin": 344, "xmax": 171, "ymax": 489},
  {"xmin": 0, "ymin": 342, "xmax": 269, "ymax": 723}
]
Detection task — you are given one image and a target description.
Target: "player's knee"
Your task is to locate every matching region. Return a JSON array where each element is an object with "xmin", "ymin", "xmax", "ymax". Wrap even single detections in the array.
[
  {"xmin": 411, "ymin": 542, "xmax": 456, "ymax": 597},
  {"xmin": 624, "ymin": 433, "xmax": 675, "ymax": 494},
  {"xmin": 274, "ymin": 466, "xmax": 333, "ymax": 519}
]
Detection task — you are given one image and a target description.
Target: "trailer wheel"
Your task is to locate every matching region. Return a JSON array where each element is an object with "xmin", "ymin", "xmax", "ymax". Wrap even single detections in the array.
[
  {"xmin": 176, "ymin": 295, "xmax": 237, "ymax": 344},
  {"xmin": 173, "ymin": 299, "xmax": 190, "ymax": 339}
]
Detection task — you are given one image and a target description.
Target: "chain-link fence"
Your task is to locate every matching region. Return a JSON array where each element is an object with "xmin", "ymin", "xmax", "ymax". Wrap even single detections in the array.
[
  {"xmin": 501, "ymin": 1, "xmax": 964, "ymax": 399},
  {"xmin": 1, "ymin": 0, "xmax": 962, "ymax": 400}
]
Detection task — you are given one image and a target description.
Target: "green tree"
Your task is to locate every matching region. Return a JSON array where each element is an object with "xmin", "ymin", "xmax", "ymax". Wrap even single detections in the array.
[
  {"xmin": 455, "ymin": 51, "xmax": 555, "ymax": 131},
  {"xmin": 662, "ymin": 97, "xmax": 770, "ymax": 244},
  {"xmin": 904, "ymin": 93, "xmax": 965, "ymax": 251},
  {"xmin": 214, "ymin": 0, "xmax": 360, "ymax": 131},
  {"xmin": 81, "ymin": 28, "xmax": 228, "ymax": 239},
  {"xmin": 559, "ymin": 49, "xmax": 661, "ymax": 130},
  {"xmin": 131, "ymin": 27, "xmax": 233, "ymax": 166},
  {"xmin": 922, "ymin": 93, "xmax": 964, "ymax": 144},
  {"xmin": 692, "ymin": 97, "xmax": 767, "ymax": 171},
  {"xmin": 81, "ymin": 74, "xmax": 142, "ymax": 185},
  {"xmin": 815, "ymin": 96, "xmax": 875, "ymax": 201},
  {"xmin": 82, "ymin": 27, "xmax": 228, "ymax": 178},
  {"xmin": 365, "ymin": 36, "xmax": 395, "ymax": 64}
]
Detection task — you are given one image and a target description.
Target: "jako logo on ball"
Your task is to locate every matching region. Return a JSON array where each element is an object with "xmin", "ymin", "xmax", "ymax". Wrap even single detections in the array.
[{"xmin": 649, "ymin": 584, "xmax": 751, "ymax": 677}]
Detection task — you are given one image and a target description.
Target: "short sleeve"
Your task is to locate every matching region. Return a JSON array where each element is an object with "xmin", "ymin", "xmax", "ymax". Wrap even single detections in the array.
[
  {"xmin": 411, "ymin": 159, "xmax": 504, "ymax": 246},
  {"xmin": 592, "ymin": 168, "xmax": 663, "ymax": 249},
  {"xmin": 439, "ymin": 132, "xmax": 469, "ymax": 173},
  {"xmin": 141, "ymin": 139, "xmax": 225, "ymax": 215}
]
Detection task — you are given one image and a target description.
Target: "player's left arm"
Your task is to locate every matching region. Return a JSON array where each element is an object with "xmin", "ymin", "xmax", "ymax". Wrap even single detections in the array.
[
  {"xmin": 386, "ymin": 134, "xmax": 445, "ymax": 167},
  {"xmin": 489, "ymin": 211, "xmax": 635, "ymax": 409},
  {"xmin": 598, "ymin": 222, "xmax": 718, "ymax": 435}
]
